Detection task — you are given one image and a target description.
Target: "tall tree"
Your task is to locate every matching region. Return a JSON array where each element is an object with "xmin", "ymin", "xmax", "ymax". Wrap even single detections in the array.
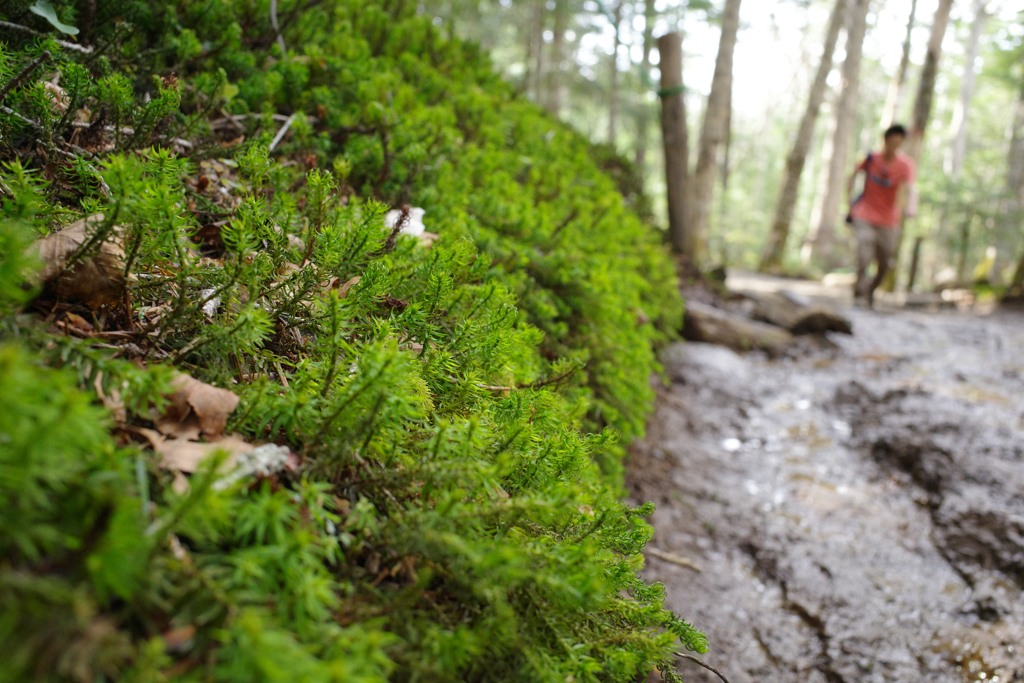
[
  {"xmin": 948, "ymin": 0, "xmax": 989, "ymax": 178},
  {"xmin": 903, "ymin": 0, "xmax": 955, "ymax": 164},
  {"xmin": 1006, "ymin": 84, "xmax": 1024, "ymax": 291},
  {"xmin": 634, "ymin": 0, "xmax": 658, "ymax": 173},
  {"xmin": 546, "ymin": 0, "xmax": 569, "ymax": 115},
  {"xmin": 608, "ymin": 0, "xmax": 623, "ymax": 144},
  {"xmin": 659, "ymin": 31, "xmax": 690, "ymax": 257},
  {"xmin": 689, "ymin": 0, "xmax": 743, "ymax": 262},
  {"xmin": 803, "ymin": 0, "xmax": 871, "ymax": 267},
  {"xmin": 880, "ymin": 0, "xmax": 918, "ymax": 130},
  {"xmin": 760, "ymin": 0, "xmax": 849, "ymax": 273},
  {"xmin": 882, "ymin": 0, "xmax": 955, "ymax": 290}
]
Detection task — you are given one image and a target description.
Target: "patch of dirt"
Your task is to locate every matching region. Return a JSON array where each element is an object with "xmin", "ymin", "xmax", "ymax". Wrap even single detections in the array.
[{"xmin": 630, "ymin": 308, "xmax": 1024, "ymax": 683}]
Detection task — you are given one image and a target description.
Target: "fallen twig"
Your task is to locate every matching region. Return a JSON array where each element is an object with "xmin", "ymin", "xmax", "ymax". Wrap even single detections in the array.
[
  {"xmin": 646, "ymin": 547, "xmax": 702, "ymax": 571},
  {"xmin": 0, "ymin": 21, "xmax": 92, "ymax": 53},
  {"xmin": 675, "ymin": 653, "xmax": 732, "ymax": 683},
  {"xmin": 0, "ymin": 51, "xmax": 50, "ymax": 105},
  {"xmin": 268, "ymin": 112, "xmax": 297, "ymax": 151}
]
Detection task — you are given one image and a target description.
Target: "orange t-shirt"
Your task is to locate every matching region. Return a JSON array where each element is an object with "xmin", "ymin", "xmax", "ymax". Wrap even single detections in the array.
[{"xmin": 850, "ymin": 152, "xmax": 916, "ymax": 228}]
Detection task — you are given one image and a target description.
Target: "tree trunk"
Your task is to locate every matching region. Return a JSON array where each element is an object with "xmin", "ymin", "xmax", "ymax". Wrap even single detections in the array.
[
  {"xmin": 947, "ymin": 0, "xmax": 988, "ymax": 178},
  {"xmin": 689, "ymin": 0, "xmax": 742, "ymax": 263},
  {"xmin": 634, "ymin": 0, "xmax": 657, "ymax": 173},
  {"xmin": 903, "ymin": 0, "xmax": 955, "ymax": 164},
  {"xmin": 658, "ymin": 32, "xmax": 690, "ymax": 258},
  {"xmin": 882, "ymin": 0, "xmax": 955, "ymax": 291},
  {"xmin": 532, "ymin": 0, "xmax": 546, "ymax": 102},
  {"xmin": 760, "ymin": 0, "xmax": 848, "ymax": 273},
  {"xmin": 608, "ymin": 0, "xmax": 622, "ymax": 144},
  {"xmin": 1006, "ymin": 86, "xmax": 1024, "ymax": 292},
  {"xmin": 804, "ymin": 0, "xmax": 870, "ymax": 268},
  {"xmin": 880, "ymin": 0, "xmax": 917, "ymax": 130},
  {"xmin": 547, "ymin": 0, "xmax": 568, "ymax": 116}
]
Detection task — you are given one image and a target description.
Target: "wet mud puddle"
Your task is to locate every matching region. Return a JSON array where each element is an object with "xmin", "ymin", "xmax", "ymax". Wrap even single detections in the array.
[{"xmin": 628, "ymin": 308, "xmax": 1024, "ymax": 683}]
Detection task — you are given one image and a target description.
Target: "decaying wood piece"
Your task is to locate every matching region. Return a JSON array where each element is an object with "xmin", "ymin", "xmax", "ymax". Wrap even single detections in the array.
[
  {"xmin": 751, "ymin": 290, "xmax": 852, "ymax": 336},
  {"xmin": 683, "ymin": 300, "xmax": 792, "ymax": 355}
]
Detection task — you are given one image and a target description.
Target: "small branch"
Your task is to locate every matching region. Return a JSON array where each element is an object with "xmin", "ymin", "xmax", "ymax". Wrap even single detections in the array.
[
  {"xmin": 646, "ymin": 547, "xmax": 702, "ymax": 571},
  {"xmin": 477, "ymin": 383, "xmax": 514, "ymax": 392},
  {"xmin": 0, "ymin": 21, "xmax": 93, "ymax": 53},
  {"xmin": 270, "ymin": 0, "xmax": 288, "ymax": 55},
  {"xmin": 675, "ymin": 653, "xmax": 732, "ymax": 683},
  {"xmin": 0, "ymin": 51, "xmax": 50, "ymax": 105},
  {"xmin": 517, "ymin": 366, "xmax": 579, "ymax": 390},
  {"xmin": 1, "ymin": 104, "xmax": 44, "ymax": 131},
  {"xmin": 268, "ymin": 112, "xmax": 297, "ymax": 151}
]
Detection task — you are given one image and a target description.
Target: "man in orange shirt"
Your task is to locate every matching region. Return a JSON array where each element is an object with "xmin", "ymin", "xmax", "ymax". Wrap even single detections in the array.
[{"xmin": 847, "ymin": 124, "xmax": 917, "ymax": 308}]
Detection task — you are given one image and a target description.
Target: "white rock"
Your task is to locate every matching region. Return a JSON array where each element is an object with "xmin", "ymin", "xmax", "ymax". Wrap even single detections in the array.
[{"xmin": 384, "ymin": 207, "xmax": 426, "ymax": 237}]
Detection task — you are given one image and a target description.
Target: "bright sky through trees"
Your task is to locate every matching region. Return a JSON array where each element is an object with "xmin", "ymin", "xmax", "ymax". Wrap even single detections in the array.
[{"xmin": 572, "ymin": 0, "xmax": 1021, "ymax": 129}]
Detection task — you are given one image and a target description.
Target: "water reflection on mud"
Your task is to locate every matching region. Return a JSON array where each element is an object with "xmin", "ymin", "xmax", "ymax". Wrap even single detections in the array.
[{"xmin": 629, "ymin": 309, "xmax": 1024, "ymax": 683}]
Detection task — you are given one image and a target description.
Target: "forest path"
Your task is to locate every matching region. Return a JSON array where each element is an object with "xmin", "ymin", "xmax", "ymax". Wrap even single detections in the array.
[{"xmin": 629, "ymin": 284, "xmax": 1024, "ymax": 683}]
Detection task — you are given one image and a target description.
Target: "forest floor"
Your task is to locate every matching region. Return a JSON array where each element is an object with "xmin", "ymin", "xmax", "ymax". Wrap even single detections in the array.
[{"xmin": 629, "ymin": 272, "xmax": 1024, "ymax": 683}]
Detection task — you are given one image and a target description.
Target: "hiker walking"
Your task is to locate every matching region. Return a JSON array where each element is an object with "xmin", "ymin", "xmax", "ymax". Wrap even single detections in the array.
[{"xmin": 847, "ymin": 124, "xmax": 917, "ymax": 307}]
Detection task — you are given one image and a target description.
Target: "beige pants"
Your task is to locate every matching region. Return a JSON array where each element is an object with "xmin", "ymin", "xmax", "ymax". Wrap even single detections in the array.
[{"xmin": 853, "ymin": 219, "xmax": 900, "ymax": 300}]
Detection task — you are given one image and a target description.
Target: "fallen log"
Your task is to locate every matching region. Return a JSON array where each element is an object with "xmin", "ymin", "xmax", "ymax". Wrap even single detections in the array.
[
  {"xmin": 682, "ymin": 301, "xmax": 792, "ymax": 354},
  {"xmin": 751, "ymin": 290, "xmax": 852, "ymax": 335}
]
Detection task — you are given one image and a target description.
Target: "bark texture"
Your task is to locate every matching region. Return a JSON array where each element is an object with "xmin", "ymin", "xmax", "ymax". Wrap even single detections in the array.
[
  {"xmin": 688, "ymin": 0, "xmax": 742, "ymax": 262},
  {"xmin": 658, "ymin": 32, "xmax": 690, "ymax": 257},
  {"xmin": 803, "ymin": 0, "xmax": 870, "ymax": 267},
  {"xmin": 760, "ymin": 0, "xmax": 848, "ymax": 273}
]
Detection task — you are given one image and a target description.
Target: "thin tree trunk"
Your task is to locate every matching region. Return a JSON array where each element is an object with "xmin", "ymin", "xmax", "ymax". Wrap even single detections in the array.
[
  {"xmin": 659, "ymin": 32, "xmax": 690, "ymax": 257},
  {"xmin": 532, "ymin": 1, "xmax": 546, "ymax": 102},
  {"xmin": 1006, "ymin": 86, "xmax": 1024, "ymax": 291},
  {"xmin": 880, "ymin": 0, "xmax": 917, "ymax": 130},
  {"xmin": 882, "ymin": 0, "xmax": 955, "ymax": 291},
  {"xmin": 689, "ymin": 0, "xmax": 742, "ymax": 262},
  {"xmin": 760, "ymin": 0, "xmax": 848, "ymax": 273},
  {"xmin": 634, "ymin": 0, "xmax": 657, "ymax": 173},
  {"xmin": 804, "ymin": 0, "xmax": 870, "ymax": 267},
  {"xmin": 903, "ymin": 0, "xmax": 955, "ymax": 164},
  {"xmin": 547, "ymin": 0, "xmax": 567, "ymax": 115},
  {"xmin": 608, "ymin": 0, "xmax": 622, "ymax": 144},
  {"xmin": 948, "ymin": 0, "xmax": 988, "ymax": 178}
]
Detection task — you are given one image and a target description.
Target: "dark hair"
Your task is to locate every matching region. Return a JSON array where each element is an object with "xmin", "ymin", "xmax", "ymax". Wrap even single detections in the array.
[{"xmin": 884, "ymin": 124, "xmax": 907, "ymax": 139}]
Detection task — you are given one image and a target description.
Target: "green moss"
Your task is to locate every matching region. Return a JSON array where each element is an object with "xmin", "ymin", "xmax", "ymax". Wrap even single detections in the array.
[{"xmin": 0, "ymin": 2, "xmax": 696, "ymax": 681}]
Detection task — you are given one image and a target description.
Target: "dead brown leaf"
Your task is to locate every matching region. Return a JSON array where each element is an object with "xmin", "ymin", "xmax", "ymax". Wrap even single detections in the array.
[
  {"xmin": 155, "ymin": 375, "xmax": 240, "ymax": 438},
  {"xmin": 35, "ymin": 214, "xmax": 125, "ymax": 309}
]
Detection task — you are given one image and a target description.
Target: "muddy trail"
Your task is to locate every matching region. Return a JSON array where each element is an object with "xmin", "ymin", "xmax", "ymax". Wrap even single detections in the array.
[{"xmin": 629, "ymin": 290, "xmax": 1024, "ymax": 683}]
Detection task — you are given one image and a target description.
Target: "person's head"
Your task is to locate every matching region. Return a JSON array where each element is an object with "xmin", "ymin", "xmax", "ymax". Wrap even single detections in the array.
[{"xmin": 883, "ymin": 124, "xmax": 907, "ymax": 154}]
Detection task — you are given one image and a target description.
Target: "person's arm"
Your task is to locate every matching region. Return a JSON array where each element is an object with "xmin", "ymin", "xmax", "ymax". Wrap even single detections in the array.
[{"xmin": 847, "ymin": 169, "xmax": 860, "ymax": 206}]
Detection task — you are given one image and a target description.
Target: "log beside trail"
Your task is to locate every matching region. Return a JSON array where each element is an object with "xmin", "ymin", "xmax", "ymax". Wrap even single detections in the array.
[
  {"xmin": 683, "ymin": 301, "xmax": 792, "ymax": 354},
  {"xmin": 751, "ymin": 290, "xmax": 852, "ymax": 335}
]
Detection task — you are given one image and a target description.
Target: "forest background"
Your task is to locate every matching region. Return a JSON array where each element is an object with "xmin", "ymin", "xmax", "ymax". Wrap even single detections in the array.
[{"xmin": 427, "ymin": 0, "xmax": 1024, "ymax": 289}]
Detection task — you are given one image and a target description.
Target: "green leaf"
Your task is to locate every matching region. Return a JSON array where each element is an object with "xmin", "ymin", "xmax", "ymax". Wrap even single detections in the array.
[{"xmin": 28, "ymin": 1, "xmax": 80, "ymax": 36}]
